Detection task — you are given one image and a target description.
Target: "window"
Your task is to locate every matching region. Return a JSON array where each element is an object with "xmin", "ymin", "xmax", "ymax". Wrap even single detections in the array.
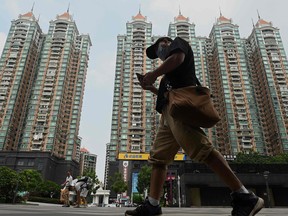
[
  {"xmin": 17, "ymin": 161, "xmax": 24, "ymax": 166},
  {"xmin": 28, "ymin": 160, "xmax": 34, "ymax": 166}
]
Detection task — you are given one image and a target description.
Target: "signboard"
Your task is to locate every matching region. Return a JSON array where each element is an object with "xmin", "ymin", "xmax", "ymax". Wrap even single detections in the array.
[
  {"xmin": 132, "ymin": 173, "xmax": 139, "ymax": 193},
  {"xmin": 118, "ymin": 153, "xmax": 186, "ymax": 161},
  {"xmin": 123, "ymin": 161, "xmax": 128, "ymax": 182}
]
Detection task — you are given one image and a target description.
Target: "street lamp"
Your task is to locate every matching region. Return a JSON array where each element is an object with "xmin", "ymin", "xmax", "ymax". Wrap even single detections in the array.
[
  {"xmin": 177, "ymin": 175, "xmax": 181, "ymax": 208},
  {"xmin": 263, "ymin": 171, "xmax": 271, "ymax": 208},
  {"xmin": 13, "ymin": 169, "xmax": 21, "ymax": 204}
]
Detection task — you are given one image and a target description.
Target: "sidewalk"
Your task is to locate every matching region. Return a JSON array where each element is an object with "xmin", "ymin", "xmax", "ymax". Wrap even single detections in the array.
[
  {"xmin": 1, "ymin": 202, "xmax": 287, "ymax": 216},
  {"xmin": 25, "ymin": 201, "xmax": 61, "ymax": 206}
]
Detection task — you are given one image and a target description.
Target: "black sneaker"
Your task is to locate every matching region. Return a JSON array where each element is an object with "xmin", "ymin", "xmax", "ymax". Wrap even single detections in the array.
[
  {"xmin": 125, "ymin": 199, "xmax": 162, "ymax": 216},
  {"xmin": 231, "ymin": 192, "xmax": 264, "ymax": 216}
]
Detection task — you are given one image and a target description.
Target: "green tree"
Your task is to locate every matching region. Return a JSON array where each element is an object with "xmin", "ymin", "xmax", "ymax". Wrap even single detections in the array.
[
  {"xmin": 136, "ymin": 165, "xmax": 151, "ymax": 195},
  {"xmin": 38, "ymin": 180, "xmax": 61, "ymax": 198},
  {"xmin": 234, "ymin": 152, "xmax": 267, "ymax": 164},
  {"xmin": 109, "ymin": 172, "xmax": 128, "ymax": 195},
  {"xmin": 0, "ymin": 166, "xmax": 18, "ymax": 203},
  {"xmin": 132, "ymin": 193, "xmax": 144, "ymax": 204},
  {"xmin": 233, "ymin": 152, "xmax": 288, "ymax": 164},
  {"xmin": 18, "ymin": 169, "xmax": 43, "ymax": 195}
]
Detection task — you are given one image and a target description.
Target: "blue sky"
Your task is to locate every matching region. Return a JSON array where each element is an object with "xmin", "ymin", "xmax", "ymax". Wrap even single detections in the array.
[{"xmin": 1, "ymin": 0, "xmax": 288, "ymax": 182}]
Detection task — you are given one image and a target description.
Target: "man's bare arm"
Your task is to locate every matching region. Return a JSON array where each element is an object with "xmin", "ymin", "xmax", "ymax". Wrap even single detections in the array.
[{"xmin": 143, "ymin": 52, "xmax": 185, "ymax": 85}]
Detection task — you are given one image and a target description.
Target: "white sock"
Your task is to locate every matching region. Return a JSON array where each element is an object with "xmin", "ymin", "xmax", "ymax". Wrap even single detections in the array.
[
  {"xmin": 235, "ymin": 185, "xmax": 249, "ymax": 194},
  {"xmin": 148, "ymin": 196, "xmax": 160, "ymax": 206}
]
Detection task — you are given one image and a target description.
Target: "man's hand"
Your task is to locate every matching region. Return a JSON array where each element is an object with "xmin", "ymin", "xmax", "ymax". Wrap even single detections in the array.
[
  {"xmin": 136, "ymin": 72, "xmax": 158, "ymax": 94},
  {"xmin": 139, "ymin": 81, "xmax": 155, "ymax": 91},
  {"xmin": 143, "ymin": 72, "xmax": 157, "ymax": 86}
]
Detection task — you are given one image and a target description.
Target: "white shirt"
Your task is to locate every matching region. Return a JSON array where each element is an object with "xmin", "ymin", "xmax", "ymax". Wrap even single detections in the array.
[{"xmin": 65, "ymin": 175, "xmax": 73, "ymax": 187}]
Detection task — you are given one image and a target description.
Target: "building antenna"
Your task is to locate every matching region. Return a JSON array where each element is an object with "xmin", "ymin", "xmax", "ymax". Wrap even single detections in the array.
[
  {"xmin": 257, "ymin": 10, "xmax": 261, "ymax": 20},
  {"xmin": 31, "ymin": 2, "xmax": 35, "ymax": 12},
  {"xmin": 139, "ymin": 4, "xmax": 141, "ymax": 14},
  {"xmin": 251, "ymin": 18, "xmax": 255, "ymax": 27},
  {"xmin": 219, "ymin": 6, "xmax": 222, "ymax": 16},
  {"xmin": 67, "ymin": 2, "xmax": 70, "ymax": 13}
]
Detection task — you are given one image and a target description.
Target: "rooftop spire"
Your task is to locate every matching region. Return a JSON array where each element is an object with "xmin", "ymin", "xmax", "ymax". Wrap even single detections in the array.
[
  {"xmin": 179, "ymin": 5, "xmax": 181, "ymax": 15},
  {"xmin": 257, "ymin": 10, "xmax": 261, "ymax": 20},
  {"xmin": 139, "ymin": 4, "xmax": 141, "ymax": 14},
  {"xmin": 67, "ymin": 2, "xmax": 70, "ymax": 13},
  {"xmin": 31, "ymin": 2, "xmax": 35, "ymax": 12},
  {"xmin": 219, "ymin": 6, "xmax": 222, "ymax": 16},
  {"xmin": 132, "ymin": 9, "xmax": 146, "ymax": 21}
]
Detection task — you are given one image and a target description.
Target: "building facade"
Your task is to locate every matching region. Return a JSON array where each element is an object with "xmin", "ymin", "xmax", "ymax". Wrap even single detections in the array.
[
  {"xmin": 244, "ymin": 17, "xmax": 288, "ymax": 155},
  {"xmin": 79, "ymin": 147, "xmax": 97, "ymax": 176},
  {"xmin": 105, "ymin": 11, "xmax": 161, "ymax": 188},
  {"xmin": 0, "ymin": 11, "xmax": 43, "ymax": 151},
  {"xmin": 208, "ymin": 14, "xmax": 264, "ymax": 155},
  {"xmin": 0, "ymin": 10, "xmax": 91, "ymax": 181},
  {"xmin": 105, "ymin": 11, "xmax": 288, "ymax": 205}
]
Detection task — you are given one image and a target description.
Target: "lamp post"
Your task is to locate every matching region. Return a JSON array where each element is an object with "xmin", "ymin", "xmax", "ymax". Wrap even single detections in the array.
[
  {"xmin": 263, "ymin": 171, "xmax": 271, "ymax": 208},
  {"xmin": 177, "ymin": 175, "xmax": 181, "ymax": 208},
  {"xmin": 169, "ymin": 173, "xmax": 173, "ymax": 206},
  {"xmin": 13, "ymin": 169, "xmax": 21, "ymax": 204}
]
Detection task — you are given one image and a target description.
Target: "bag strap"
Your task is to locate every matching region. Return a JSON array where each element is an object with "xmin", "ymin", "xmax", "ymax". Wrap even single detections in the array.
[
  {"xmin": 165, "ymin": 75, "xmax": 202, "ymax": 90},
  {"xmin": 195, "ymin": 76, "xmax": 202, "ymax": 87}
]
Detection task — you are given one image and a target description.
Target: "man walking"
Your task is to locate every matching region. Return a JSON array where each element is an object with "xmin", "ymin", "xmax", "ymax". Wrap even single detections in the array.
[
  {"xmin": 125, "ymin": 36, "xmax": 264, "ymax": 216},
  {"xmin": 61, "ymin": 171, "xmax": 73, "ymax": 207}
]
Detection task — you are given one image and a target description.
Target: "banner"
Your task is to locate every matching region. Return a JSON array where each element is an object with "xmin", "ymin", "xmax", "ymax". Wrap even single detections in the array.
[
  {"xmin": 118, "ymin": 153, "xmax": 186, "ymax": 161},
  {"xmin": 132, "ymin": 173, "xmax": 139, "ymax": 193}
]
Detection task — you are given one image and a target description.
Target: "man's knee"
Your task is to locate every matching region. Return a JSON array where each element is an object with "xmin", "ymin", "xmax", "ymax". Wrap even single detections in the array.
[{"xmin": 202, "ymin": 148, "xmax": 223, "ymax": 164}]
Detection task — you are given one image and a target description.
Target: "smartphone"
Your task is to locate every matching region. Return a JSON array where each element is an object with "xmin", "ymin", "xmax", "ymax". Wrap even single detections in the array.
[{"xmin": 136, "ymin": 73, "xmax": 144, "ymax": 82}]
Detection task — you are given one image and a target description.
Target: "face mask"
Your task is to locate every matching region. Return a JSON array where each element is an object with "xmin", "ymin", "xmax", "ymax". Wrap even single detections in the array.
[{"xmin": 157, "ymin": 45, "xmax": 169, "ymax": 61}]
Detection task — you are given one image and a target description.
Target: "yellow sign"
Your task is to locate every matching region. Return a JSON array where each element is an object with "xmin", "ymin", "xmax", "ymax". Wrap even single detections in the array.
[{"xmin": 118, "ymin": 153, "xmax": 186, "ymax": 161}]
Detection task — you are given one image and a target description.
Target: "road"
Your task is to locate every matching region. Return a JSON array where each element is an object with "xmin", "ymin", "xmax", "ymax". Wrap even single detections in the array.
[{"xmin": 0, "ymin": 203, "xmax": 287, "ymax": 216}]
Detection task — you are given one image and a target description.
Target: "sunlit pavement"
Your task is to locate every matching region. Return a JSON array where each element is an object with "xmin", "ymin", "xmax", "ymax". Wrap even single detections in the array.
[{"xmin": 0, "ymin": 203, "xmax": 287, "ymax": 216}]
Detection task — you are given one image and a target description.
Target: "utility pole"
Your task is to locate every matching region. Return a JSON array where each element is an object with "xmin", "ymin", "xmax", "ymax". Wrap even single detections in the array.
[{"xmin": 177, "ymin": 175, "xmax": 181, "ymax": 208}]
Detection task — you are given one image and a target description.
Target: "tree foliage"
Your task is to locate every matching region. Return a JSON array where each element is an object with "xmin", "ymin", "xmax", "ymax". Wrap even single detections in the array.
[
  {"xmin": 136, "ymin": 165, "xmax": 151, "ymax": 194},
  {"xmin": 82, "ymin": 169, "xmax": 100, "ymax": 193},
  {"xmin": 0, "ymin": 167, "xmax": 61, "ymax": 203},
  {"xmin": 109, "ymin": 172, "xmax": 127, "ymax": 195},
  {"xmin": 233, "ymin": 152, "xmax": 288, "ymax": 164},
  {"xmin": 0, "ymin": 166, "xmax": 18, "ymax": 203},
  {"xmin": 37, "ymin": 180, "xmax": 61, "ymax": 198},
  {"xmin": 18, "ymin": 169, "xmax": 43, "ymax": 193}
]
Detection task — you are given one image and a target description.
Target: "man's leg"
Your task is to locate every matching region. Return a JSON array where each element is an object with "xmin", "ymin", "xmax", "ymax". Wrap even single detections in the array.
[
  {"xmin": 74, "ymin": 190, "xmax": 81, "ymax": 207},
  {"xmin": 203, "ymin": 149, "xmax": 264, "ymax": 215},
  {"xmin": 125, "ymin": 164, "xmax": 165, "ymax": 216},
  {"xmin": 163, "ymin": 104, "xmax": 264, "ymax": 216},
  {"xmin": 125, "ymin": 115, "xmax": 178, "ymax": 215},
  {"xmin": 149, "ymin": 164, "xmax": 167, "ymax": 201},
  {"xmin": 203, "ymin": 149, "xmax": 242, "ymax": 191}
]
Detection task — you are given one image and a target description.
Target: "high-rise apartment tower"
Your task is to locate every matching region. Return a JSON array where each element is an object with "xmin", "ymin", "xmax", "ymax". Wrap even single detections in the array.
[{"xmin": 0, "ymin": 10, "xmax": 91, "ymax": 167}]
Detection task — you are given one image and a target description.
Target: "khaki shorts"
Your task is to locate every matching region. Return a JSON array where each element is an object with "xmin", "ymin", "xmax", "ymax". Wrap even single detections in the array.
[{"xmin": 148, "ymin": 107, "xmax": 214, "ymax": 165}]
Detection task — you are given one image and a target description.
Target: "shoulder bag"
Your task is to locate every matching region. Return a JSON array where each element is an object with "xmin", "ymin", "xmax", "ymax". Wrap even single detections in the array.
[{"xmin": 166, "ymin": 78, "xmax": 220, "ymax": 128}]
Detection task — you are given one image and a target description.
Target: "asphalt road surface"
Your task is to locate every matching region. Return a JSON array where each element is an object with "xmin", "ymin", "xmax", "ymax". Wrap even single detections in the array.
[{"xmin": 0, "ymin": 203, "xmax": 287, "ymax": 216}]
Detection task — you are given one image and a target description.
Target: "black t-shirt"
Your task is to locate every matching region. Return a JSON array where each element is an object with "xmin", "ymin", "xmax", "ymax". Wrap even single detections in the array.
[{"xmin": 156, "ymin": 37, "xmax": 197, "ymax": 113}]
